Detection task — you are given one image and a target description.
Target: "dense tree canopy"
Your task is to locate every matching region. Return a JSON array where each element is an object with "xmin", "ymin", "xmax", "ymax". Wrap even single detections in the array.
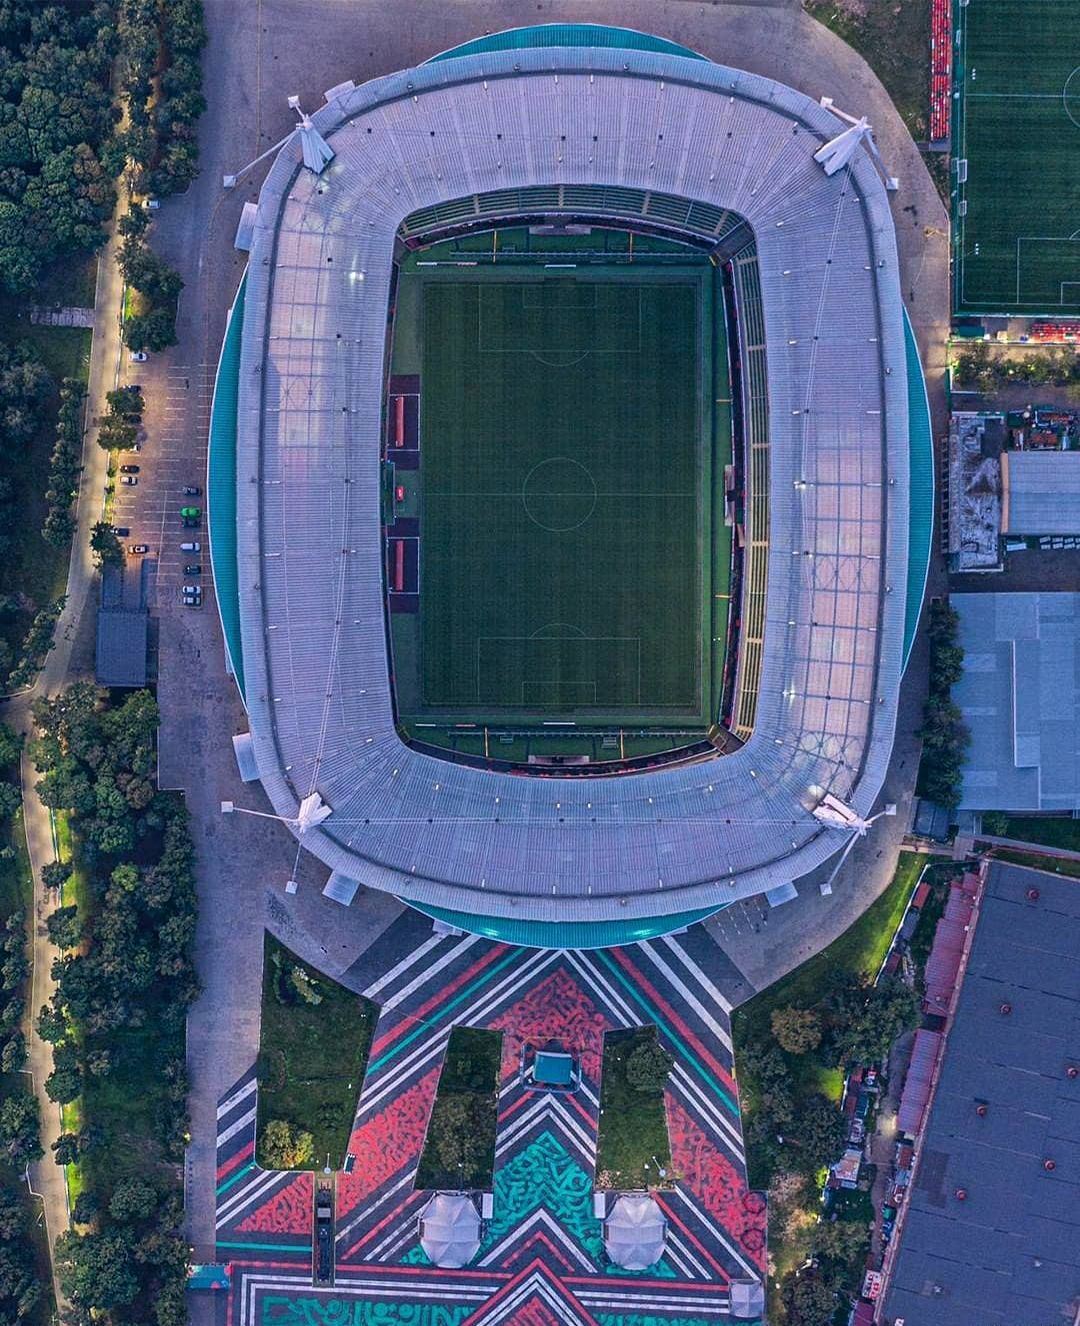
[{"xmin": 0, "ymin": 1, "xmax": 119, "ymax": 291}]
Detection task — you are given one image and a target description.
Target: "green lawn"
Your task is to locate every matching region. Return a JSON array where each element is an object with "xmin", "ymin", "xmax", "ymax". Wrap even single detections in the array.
[
  {"xmin": 804, "ymin": 0, "xmax": 931, "ymax": 138},
  {"xmin": 733, "ymin": 850, "xmax": 929, "ymax": 1058},
  {"xmin": 1000, "ymin": 816, "xmax": 1080, "ymax": 853},
  {"xmin": 595, "ymin": 1027, "xmax": 674, "ymax": 1191},
  {"xmin": 255, "ymin": 935, "xmax": 376, "ymax": 1170},
  {"xmin": 992, "ymin": 848, "xmax": 1080, "ymax": 880},
  {"xmin": 405, "ymin": 267, "xmax": 713, "ymax": 728},
  {"xmin": 416, "ymin": 1026, "xmax": 500, "ymax": 1191},
  {"xmin": 953, "ymin": 0, "xmax": 1080, "ymax": 314}
]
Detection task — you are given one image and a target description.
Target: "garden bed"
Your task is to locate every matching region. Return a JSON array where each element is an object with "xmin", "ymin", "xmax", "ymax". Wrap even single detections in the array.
[
  {"xmin": 255, "ymin": 934, "xmax": 376, "ymax": 1170},
  {"xmin": 416, "ymin": 1026, "xmax": 500, "ymax": 1191},
  {"xmin": 595, "ymin": 1027, "xmax": 674, "ymax": 1190}
]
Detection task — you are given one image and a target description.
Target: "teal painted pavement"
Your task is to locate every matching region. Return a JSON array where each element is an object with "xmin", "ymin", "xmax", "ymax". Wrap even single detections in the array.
[
  {"xmin": 260, "ymin": 1300, "xmax": 473, "ymax": 1326},
  {"xmin": 428, "ymin": 24, "xmax": 707, "ymax": 63}
]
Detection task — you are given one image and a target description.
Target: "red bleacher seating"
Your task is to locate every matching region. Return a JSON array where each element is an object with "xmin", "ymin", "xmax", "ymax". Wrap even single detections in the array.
[
  {"xmin": 930, "ymin": 0, "xmax": 951, "ymax": 143},
  {"xmin": 1030, "ymin": 321, "xmax": 1080, "ymax": 343}
]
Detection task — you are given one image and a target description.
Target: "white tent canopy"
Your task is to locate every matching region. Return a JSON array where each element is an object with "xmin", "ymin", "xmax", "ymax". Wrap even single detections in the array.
[
  {"xmin": 604, "ymin": 1194, "xmax": 667, "ymax": 1271},
  {"xmin": 418, "ymin": 1193, "xmax": 481, "ymax": 1268}
]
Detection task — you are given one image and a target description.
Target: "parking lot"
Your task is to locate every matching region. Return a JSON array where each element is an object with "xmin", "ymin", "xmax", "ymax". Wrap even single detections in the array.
[{"xmin": 109, "ymin": 359, "xmax": 216, "ymax": 616}]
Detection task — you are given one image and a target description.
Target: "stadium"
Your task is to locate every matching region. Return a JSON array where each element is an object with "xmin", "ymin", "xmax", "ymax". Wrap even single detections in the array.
[{"xmin": 209, "ymin": 24, "xmax": 933, "ymax": 948}]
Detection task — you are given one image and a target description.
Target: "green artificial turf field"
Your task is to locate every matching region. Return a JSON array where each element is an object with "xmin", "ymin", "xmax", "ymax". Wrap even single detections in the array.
[
  {"xmin": 401, "ymin": 265, "xmax": 715, "ymax": 732},
  {"xmin": 953, "ymin": 0, "xmax": 1080, "ymax": 314}
]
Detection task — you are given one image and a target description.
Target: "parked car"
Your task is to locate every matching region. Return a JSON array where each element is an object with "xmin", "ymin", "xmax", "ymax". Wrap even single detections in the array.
[
  {"xmin": 849, "ymin": 1118, "xmax": 865, "ymax": 1145},
  {"xmin": 129, "ymin": 351, "xmax": 148, "ymax": 363},
  {"xmin": 146, "ymin": 198, "xmax": 161, "ymax": 210},
  {"xmin": 125, "ymin": 442, "xmax": 142, "ymax": 452},
  {"xmin": 179, "ymin": 506, "xmax": 201, "ymax": 518},
  {"xmin": 181, "ymin": 584, "xmax": 201, "ymax": 595},
  {"xmin": 112, "ymin": 526, "xmax": 129, "ymax": 537},
  {"xmin": 180, "ymin": 542, "xmax": 201, "ymax": 552},
  {"xmin": 182, "ymin": 596, "xmax": 202, "ymax": 609},
  {"xmin": 129, "ymin": 544, "xmax": 150, "ymax": 555},
  {"xmin": 120, "ymin": 464, "xmax": 140, "ymax": 474},
  {"xmin": 121, "ymin": 383, "xmax": 141, "ymax": 394},
  {"xmin": 120, "ymin": 475, "xmax": 137, "ymax": 485},
  {"xmin": 183, "ymin": 486, "xmax": 202, "ymax": 496},
  {"xmin": 184, "ymin": 564, "xmax": 202, "ymax": 575},
  {"xmin": 182, "ymin": 516, "xmax": 200, "ymax": 528}
]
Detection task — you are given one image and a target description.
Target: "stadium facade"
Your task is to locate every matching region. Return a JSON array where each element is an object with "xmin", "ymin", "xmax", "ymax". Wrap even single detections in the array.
[{"xmin": 210, "ymin": 25, "xmax": 933, "ymax": 947}]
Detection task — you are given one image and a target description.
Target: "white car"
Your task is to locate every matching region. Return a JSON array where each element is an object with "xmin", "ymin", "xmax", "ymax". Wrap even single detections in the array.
[
  {"xmin": 180, "ymin": 541, "xmax": 201, "ymax": 552},
  {"xmin": 129, "ymin": 351, "xmax": 148, "ymax": 363},
  {"xmin": 120, "ymin": 475, "xmax": 137, "ymax": 485}
]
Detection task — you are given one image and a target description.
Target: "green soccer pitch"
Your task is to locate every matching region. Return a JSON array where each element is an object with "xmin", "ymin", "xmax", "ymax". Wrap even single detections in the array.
[
  {"xmin": 386, "ymin": 251, "xmax": 732, "ymax": 757},
  {"xmin": 953, "ymin": 0, "xmax": 1080, "ymax": 315}
]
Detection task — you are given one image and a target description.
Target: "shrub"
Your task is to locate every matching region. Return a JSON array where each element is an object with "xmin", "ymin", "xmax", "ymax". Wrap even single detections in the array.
[
  {"xmin": 259, "ymin": 1119, "xmax": 313, "ymax": 1170},
  {"xmin": 625, "ymin": 1036, "xmax": 675, "ymax": 1092}
]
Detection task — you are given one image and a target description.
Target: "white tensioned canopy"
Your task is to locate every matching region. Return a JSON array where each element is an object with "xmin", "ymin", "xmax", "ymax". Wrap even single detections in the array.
[
  {"xmin": 234, "ymin": 42, "xmax": 910, "ymax": 923},
  {"xmin": 604, "ymin": 1194, "xmax": 668, "ymax": 1271},
  {"xmin": 419, "ymin": 1193, "xmax": 482, "ymax": 1268}
]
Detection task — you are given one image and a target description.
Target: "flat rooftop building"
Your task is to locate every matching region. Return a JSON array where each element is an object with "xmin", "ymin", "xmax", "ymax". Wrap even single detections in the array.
[
  {"xmin": 953, "ymin": 593, "xmax": 1080, "ymax": 811},
  {"xmin": 1001, "ymin": 450, "xmax": 1080, "ymax": 536},
  {"xmin": 881, "ymin": 862, "xmax": 1080, "ymax": 1325}
]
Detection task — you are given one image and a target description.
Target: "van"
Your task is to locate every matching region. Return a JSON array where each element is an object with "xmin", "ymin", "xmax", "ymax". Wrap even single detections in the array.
[{"xmin": 180, "ymin": 542, "xmax": 201, "ymax": 552}]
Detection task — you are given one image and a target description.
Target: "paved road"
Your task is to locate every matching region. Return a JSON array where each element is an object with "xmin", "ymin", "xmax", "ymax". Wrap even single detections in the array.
[{"xmin": 122, "ymin": 0, "xmax": 952, "ymax": 1284}]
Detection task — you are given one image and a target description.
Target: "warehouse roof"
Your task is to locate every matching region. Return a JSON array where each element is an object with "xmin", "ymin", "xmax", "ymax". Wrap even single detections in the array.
[
  {"xmin": 1001, "ymin": 449, "xmax": 1080, "ymax": 535},
  {"xmin": 953, "ymin": 593, "xmax": 1080, "ymax": 811},
  {"xmin": 228, "ymin": 31, "xmax": 912, "ymax": 923},
  {"xmin": 882, "ymin": 863, "xmax": 1080, "ymax": 1326}
]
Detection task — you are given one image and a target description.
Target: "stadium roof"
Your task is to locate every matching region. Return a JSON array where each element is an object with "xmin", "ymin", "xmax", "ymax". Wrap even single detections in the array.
[
  {"xmin": 882, "ymin": 862, "xmax": 1080, "ymax": 1326},
  {"xmin": 1001, "ymin": 449, "xmax": 1080, "ymax": 535},
  {"xmin": 220, "ymin": 27, "xmax": 918, "ymax": 928},
  {"xmin": 953, "ymin": 593, "xmax": 1080, "ymax": 811}
]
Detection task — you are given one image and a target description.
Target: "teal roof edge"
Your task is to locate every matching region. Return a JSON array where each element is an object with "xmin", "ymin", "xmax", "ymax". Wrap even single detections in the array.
[
  {"xmin": 408, "ymin": 900, "xmax": 721, "ymax": 950},
  {"xmin": 427, "ymin": 24, "xmax": 707, "ymax": 65},
  {"xmin": 902, "ymin": 308, "xmax": 933, "ymax": 673},
  {"xmin": 208, "ymin": 270, "xmax": 247, "ymax": 702}
]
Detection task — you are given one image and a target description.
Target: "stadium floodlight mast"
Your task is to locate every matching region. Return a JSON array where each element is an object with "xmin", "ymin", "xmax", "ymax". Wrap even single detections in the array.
[
  {"xmin": 223, "ymin": 94, "xmax": 335, "ymax": 189},
  {"xmin": 810, "ymin": 792, "xmax": 897, "ymax": 896},
  {"xmin": 220, "ymin": 793, "xmax": 332, "ymax": 893}
]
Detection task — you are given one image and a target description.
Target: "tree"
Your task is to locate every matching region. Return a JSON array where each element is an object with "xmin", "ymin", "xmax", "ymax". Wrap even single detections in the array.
[
  {"xmin": 0, "ymin": 1190, "xmax": 25, "ymax": 1240},
  {"xmin": 0, "ymin": 781, "xmax": 20, "ymax": 820},
  {"xmin": 0, "ymin": 724, "xmax": 21, "ymax": 770},
  {"xmin": 811, "ymin": 1217, "xmax": 872, "ymax": 1284},
  {"xmin": 51, "ymin": 1132, "xmax": 81, "ymax": 1166},
  {"xmin": 47, "ymin": 904, "xmax": 83, "ymax": 950},
  {"xmin": 779, "ymin": 1272, "xmax": 838, "ymax": 1326},
  {"xmin": 259, "ymin": 1119, "xmax": 313, "ymax": 1170},
  {"xmin": 625, "ymin": 1035, "xmax": 675, "ymax": 1091},
  {"xmin": 124, "ymin": 304, "xmax": 179, "ymax": 353},
  {"xmin": 835, "ymin": 977, "xmax": 920, "ymax": 1067},
  {"xmin": 36, "ymin": 1001, "xmax": 67, "ymax": 1043},
  {"xmin": 982, "ymin": 809, "xmax": 1010, "ymax": 836},
  {"xmin": 45, "ymin": 1042, "xmax": 82, "ymax": 1104},
  {"xmin": 1, "ymin": 1032, "xmax": 26, "ymax": 1073},
  {"xmin": 0, "ymin": 1091, "xmax": 41, "ymax": 1165},
  {"xmin": 56, "ymin": 1229, "xmax": 139, "ymax": 1309},
  {"xmin": 770, "ymin": 1006, "xmax": 822, "ymax": 1055},
  {"xmin": 42, "ymin": 860, "xmax": 72, "ymax": 891},
  {"xmin": 794, "ymin": 1093, "xmax": 847, "ymax": 1174},
  {"xmin": 71, "ymin": 1192, "xmax": 98, "ymax": 1225},
  {"xmin": 108, "ymin": 1176, "xmax": 157, "ymax": 1222}
]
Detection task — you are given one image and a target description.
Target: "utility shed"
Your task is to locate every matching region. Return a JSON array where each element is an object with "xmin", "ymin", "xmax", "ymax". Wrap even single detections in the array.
[
  {"xmin": 1001, "ymin": 450, "xmax": 1080, "ymax": 535},
  {"xmin": 95, "ymin": 608, "xmax": 148, "ymax": 688},
  {"xmin": 882, "ymin": 863, "xmax": 1080, "ymax": 1326},
  {"xmin": 953, "ymin": 593, "xmax": 1080, "ymax": 811}
]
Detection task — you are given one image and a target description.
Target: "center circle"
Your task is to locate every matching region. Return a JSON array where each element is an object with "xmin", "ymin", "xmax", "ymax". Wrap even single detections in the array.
[
  {"xmin": 522, "ymin": 456, "xmax": 598, "ymax": 532},
  {"xmin": 1064, "ymin": 66, "xmax": 1080, "ymax": 130}
]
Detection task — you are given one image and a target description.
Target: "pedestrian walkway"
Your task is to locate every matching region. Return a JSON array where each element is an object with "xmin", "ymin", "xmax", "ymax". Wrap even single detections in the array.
[{"xmin": 210, "ymin": 924, "xmax": 764, "ymax": 1324}]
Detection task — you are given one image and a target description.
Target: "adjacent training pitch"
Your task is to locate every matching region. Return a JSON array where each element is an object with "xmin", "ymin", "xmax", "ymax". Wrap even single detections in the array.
[
  {"xmin": 954, "ymin": 0, "xmax": 1080, "ymax": 314},
  {"xmin": 417, "ymin": 271, "xmax": 709, "ymax": 724}
]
